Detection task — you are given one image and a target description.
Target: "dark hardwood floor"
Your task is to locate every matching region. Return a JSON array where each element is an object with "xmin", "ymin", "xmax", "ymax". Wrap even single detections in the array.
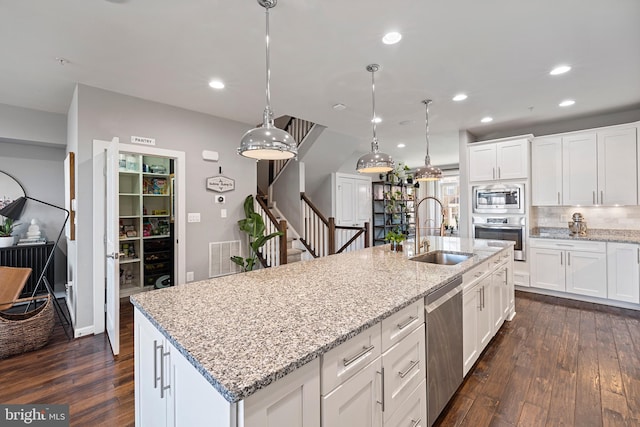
[{"xmin": 1, "ymin": 293, "xmax": 639, "ymax": 426}]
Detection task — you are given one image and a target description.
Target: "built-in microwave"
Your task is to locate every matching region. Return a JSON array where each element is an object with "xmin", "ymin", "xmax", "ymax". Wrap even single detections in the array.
[{"xmin": 472, "ymin": 183, "xmax": 524, "ymax": 214}]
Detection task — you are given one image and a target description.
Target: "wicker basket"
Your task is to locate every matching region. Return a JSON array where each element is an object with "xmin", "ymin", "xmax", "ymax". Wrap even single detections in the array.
[{"xmin": 0, "ymin": 295, "xmax": 55, "ymax": 359}]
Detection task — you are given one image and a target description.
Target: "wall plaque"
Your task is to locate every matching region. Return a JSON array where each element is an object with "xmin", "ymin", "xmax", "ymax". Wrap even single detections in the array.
[{"xmin": 206, "ymin": 175, "xmax": 235, "ymax": 193}]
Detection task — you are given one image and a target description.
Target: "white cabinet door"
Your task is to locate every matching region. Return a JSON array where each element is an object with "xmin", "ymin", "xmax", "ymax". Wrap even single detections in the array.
[
  {"xmin": 462, "ymin": 286, "xmax": 480, "ymax": 376},
  {"xmin": 477, "ymin": 276, "xmax": 493, "ymax": 350},
  {"xmin": 468, "ymin": 144, "xmax": 497, "ymax": 182},
  {"xmin": 135, "ymin": 309, "xmax": 171, "ymax": 427},
  {"xmin": 496, "ymin": 139, "xmax": 528, "ymax": 180},
  {"xmin": 531, "ymin": 137, "xmax": 562, "ymax": 206},
  {"xmin": 597, "ymin": 127, "xmax": 638, "ymax": 205},
  {"xmin": 607, "ymin": 243, "xmax": 640, "ymax": 304},
  {"xmin": 562, "ymin": 132, "xmax": 598, "ymax": 206},
  {"xmin": 565, "ymin": 250, "xmax": 607, "ymax": 298},
  {"xmin": 530, "ymin": 247, "xmax": 565, "ymax": 291},
  {"xmin": 322, "ymin": 358, "xmax": 382, "ymax": 427},
  {"xmin": 490, "ymin": 268, "xmax": 504, "ymax": 333},
  {"xmin": 245, "ymin": 359, "xmax": 320, "ymax": 427}
]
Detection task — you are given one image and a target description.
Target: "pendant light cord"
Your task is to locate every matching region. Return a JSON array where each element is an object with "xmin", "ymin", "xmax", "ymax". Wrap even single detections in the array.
[
  {"xmin": 424, "ymin": 99, "xmax": 432, "ymax": 163},
  {"xmin": 369, "ymin": 64, "xmax": 380, "ymax": 153},
  {"xmin": 263, "ymin": 3, "xmax": 273, "ymax": 126}
]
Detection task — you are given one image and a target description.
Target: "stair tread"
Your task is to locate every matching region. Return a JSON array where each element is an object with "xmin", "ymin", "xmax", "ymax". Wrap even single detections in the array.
[{"xmin": 287, "ymin": 248, "xmax": 305, "ymax": 255}]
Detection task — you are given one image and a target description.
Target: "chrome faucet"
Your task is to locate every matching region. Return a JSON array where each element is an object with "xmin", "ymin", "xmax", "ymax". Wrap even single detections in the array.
[{"xmin": 415, "ymin": 196, "xmax": 446, "ymax": 254}]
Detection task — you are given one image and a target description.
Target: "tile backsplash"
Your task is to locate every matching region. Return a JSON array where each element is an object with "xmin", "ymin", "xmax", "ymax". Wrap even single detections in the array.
[{"xmin": 531, "ymin": 206, "xmax": 640, "ymax": 230}]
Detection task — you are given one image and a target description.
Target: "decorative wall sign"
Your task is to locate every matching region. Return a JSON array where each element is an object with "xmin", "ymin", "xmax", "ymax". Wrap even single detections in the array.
[
  {"xmin": 206, "ymin": 175, "xmax": 235, "ymax": 193},
  {"xmin": 131, "ymin": 136, "xmax": 156, "ymax": 146}
]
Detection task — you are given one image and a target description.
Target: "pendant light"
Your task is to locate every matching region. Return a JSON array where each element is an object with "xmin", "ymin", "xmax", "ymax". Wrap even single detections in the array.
[
  {"xmin": 356, "ymin": 64, "xmax": 394, "ymax": 173},
  {"xmin": 238, "ymin": 0, "xmax": 297, "ymax": 160},
  {"xmin": 414, "ymin": 99, "xmax": 442, "ymax": 181}
]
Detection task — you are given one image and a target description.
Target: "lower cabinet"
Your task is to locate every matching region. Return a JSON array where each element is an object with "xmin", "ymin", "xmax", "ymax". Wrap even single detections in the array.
[
  {"xmin": 607, "ymin": 242, "xmax": 640, "ymax": 304},
  {"xmin": 384, "ymin": 379, "xmax": 427, "ymax": 427},
  {"xmin": 462, "ymin": 253, "xmax": 515, "ymax": 376},
  {"xmin": 530, "ymin": 239, "xmax": 607, "ymax": 298}
]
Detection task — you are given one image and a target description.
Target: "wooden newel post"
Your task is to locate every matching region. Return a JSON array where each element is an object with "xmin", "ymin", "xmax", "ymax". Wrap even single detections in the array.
[
  {"xmin": 328, "ymin": 217, "xmax": 336, "ymax": 255},
  {"xmin": 279, "ymin": 220, "xmax": 288, "ymax": 265},
  {"xmin": 364, "ymin": 222, "xmax": 370, "ymax": 248}
]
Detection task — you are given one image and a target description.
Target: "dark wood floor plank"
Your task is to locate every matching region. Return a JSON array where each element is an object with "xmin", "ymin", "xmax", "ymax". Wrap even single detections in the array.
[
  {"xmin": 610, "ymin": 316, "xmax": 640, "ymax": 422},
  {"xmin": 575, "ymin": 310, "xmax": 603, "ymax": 427}
]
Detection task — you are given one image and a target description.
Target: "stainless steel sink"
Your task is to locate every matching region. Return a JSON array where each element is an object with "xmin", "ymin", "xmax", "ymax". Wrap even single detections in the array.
[{"xmin": 410, "ymin": 251, "xmax": 472, "ymax": 266}]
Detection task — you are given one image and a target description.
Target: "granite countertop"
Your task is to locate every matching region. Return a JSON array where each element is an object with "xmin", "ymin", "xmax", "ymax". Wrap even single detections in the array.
[
  {"xmin": 130, "ymin": 236, "xmax": 512, "ymax": 403},
  {"xmin": 530, "ymin": 227, "xmax": 640, "ymax": 244}
]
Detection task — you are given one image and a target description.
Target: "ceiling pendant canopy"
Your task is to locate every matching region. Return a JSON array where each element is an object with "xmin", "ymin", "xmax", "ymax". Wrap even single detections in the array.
[
  {"xmin": 414, "ymin": 99, "xmax": 442, "ymax": 181},
  {"xmin": 356, "ymin": 64, "xmax": 394, "ymax": 174},
  {"xmin": 238, "ymin": 0, "xmax": 297, "ymax": 160}
]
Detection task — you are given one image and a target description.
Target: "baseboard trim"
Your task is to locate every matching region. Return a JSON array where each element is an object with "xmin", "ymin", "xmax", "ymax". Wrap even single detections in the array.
[{"xmin": 74, "ymin": 325, "xmax": 95, "ymax": 338}]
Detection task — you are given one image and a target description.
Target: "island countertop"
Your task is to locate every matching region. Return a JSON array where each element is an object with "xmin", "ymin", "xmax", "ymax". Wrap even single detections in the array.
[{"xmin": 130, "ymin": 236, "xmax": 512, "ymax": 403}]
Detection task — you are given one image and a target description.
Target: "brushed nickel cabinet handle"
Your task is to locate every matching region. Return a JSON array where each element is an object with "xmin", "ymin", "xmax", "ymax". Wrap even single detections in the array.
[
  {"xmin": 567, "ymin": 252, "xmax": 571, "ymax": 266},
  {"xmin": 637, "ymin": 247, "xmax": 639, "ymax": 264},
  {"xmin": 153, "ymin": 340, "xmax": 160, "ymax": 389},
  {"xmin": 397, "ymin": 315, "xmax": 418, "ymax": 330},
  {"xmin": 558, "ymin": 192, "xmax": 561, "ymax": 205},
  {"xmin": 160, "ymin": 346, "xmax": 171, "ymax": 398},
  {"xmin": 498, "ymin": 167, "xmax": 501, "ymax": 179},
  {"xmin": 398, "ymin": 360, "xmax": 419, "ymax": 378},
  {"xmin": 601, "ymin": 191, "xmax": 604, "ymax": 205},
  {"xmin": 560, "ymin": 252, "xmax": 563, "ymax": 265},
  {"xmin": 343, "ymin": 345, "xmax": 375, "ymax": 367},
  {"xmin": 593, "ymin": 191, "xmax": 596, "ymax": 204},
  {"xmin": 377, "ymin": 368, "xmax": 385, "ymax": 412}
]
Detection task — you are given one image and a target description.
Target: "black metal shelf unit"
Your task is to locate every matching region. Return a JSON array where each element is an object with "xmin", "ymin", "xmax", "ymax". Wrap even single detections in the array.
[{"xmin": 372, "ymin": 181, "xmax": 415, "ymax": 246}]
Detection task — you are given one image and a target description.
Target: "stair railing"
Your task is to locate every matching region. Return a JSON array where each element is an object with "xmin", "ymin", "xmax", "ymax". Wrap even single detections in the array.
[
  {"xmin": 271, "ymin": 117, "xmax": 315, "ymax": 183},
  {"xmin": 254, "ymin": 196, "xmax": 288, "ymax": 268},
  {"xmin": 300, "ymin": 192, "xmax": 369, "ymax": 258}
]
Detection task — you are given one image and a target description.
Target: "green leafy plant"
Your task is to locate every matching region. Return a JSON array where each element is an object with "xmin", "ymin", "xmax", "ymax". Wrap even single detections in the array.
[
  {"xmin": 231, "ymin": 195, "xmax": 283, "ymax": 272},
  {"xmin": 385, "ymin": 228, "xmax": 407, "ymax": 244},
  {"xmin": 0, "ymin": 217, "xmax": 16, "ymax": 237}
]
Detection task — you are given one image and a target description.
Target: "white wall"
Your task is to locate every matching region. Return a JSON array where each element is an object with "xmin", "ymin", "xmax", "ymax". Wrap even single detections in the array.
[
  {"xmin": 0, "ymin": 103, "xmax": 66, "ymax": 146},
  {"xmin": 0, "ymin": 140, "xmax": 66, "ymax": 289},
  {"xmin": 71, "ymin": 84, "xmax": 255, "ymax": 333}
]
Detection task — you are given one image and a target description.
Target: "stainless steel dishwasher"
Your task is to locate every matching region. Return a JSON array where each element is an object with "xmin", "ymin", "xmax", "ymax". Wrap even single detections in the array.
[{"xmin": 425, "ymin": 275, "xmax": 463, "ymax": 426}]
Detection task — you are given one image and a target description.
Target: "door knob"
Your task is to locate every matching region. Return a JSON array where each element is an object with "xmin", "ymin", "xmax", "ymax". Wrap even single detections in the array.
[{"xmin": 107, "ymin": 252, "xmax": 119, "ymax": 259}]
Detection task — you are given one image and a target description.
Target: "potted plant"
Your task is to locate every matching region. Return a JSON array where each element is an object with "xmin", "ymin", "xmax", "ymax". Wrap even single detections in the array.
[
  {"xmin": 385, "ymin": 228, "xmax": 407, "ymax": 252},
  {"xmin": 231, "ymin": 195, "xmax": 283, "ymax": 272},
  {"xmin": 0, "ymin": 217, "xmax": 16, "ymax": 248}
]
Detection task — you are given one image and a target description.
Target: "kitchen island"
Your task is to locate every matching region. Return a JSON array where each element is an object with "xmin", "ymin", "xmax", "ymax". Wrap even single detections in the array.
[{"xmin": 131, "ymin": 236, "xmax": 514, "ymax": 426}]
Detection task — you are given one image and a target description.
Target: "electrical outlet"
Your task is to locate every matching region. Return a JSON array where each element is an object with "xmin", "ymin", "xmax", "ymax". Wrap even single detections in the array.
[
  {"xmin": 188, "ymin": 213, "xmax": 201, "ymax": 223},
  {"xmin": 186, "ymin": 271, "xmax": 194, "ymax": 282}
]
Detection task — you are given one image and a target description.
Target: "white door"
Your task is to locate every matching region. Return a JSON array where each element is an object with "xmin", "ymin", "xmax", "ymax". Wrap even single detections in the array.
[
  {"xmin": 105, "ymin": 140, "xmax": 120, "ymax": 355},
  {"xmin": 468, "ymin": 144, "xmax": 497, "ymax": 182},
  {"xmin": 355, "ymin": 179, "xmax": 371, "ymax": 226},
  {"xmin": 562, "ymin": 132, "xmax": 598, "ymax": 206},
  {"xmin": 531, "ymin": 137, "xmax": 562, "ymax": 206},
  {"xmin": 336, "ymin": 176, "xmax": 356, "ymax": 226},
  {"xmin": 597, "ymin": 127, "xmax": 637, "ymax": 205},
  {"xmin": 496, "ymin": 139, "xmax": 528, "ymax": 180}
]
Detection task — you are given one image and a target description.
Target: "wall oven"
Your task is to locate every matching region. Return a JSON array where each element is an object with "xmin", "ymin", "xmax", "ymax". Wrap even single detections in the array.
[
  {"xmin": 472, "ymin": 183, "xmax": 524, "ymax": 214},
  {"xmin": 473, "ymin": 216, "xmax": 526, "ymax": 261}
]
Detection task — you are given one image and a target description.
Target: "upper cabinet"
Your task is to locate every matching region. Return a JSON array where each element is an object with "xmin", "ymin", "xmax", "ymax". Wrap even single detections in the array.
[
  {"xmin": 468, "ymin": 137, "xmax": 530, "ymax": 183},
  {"xmin": 532, "ymin": 124, "xmax": 638, "ymax": 206}
]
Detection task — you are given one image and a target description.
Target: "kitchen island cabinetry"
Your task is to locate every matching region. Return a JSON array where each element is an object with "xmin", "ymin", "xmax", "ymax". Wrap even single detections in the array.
[
  {"xmin": 132, "ymin": 239, "xmax": 514, "ymax": 426},
  {"xmin": 606, "ymin": 242, "xmax": 640, "ymax": 304},
  {"xmin": 468, "ymin": 137, "xmax": 529, "ymax": 182},
  {"xmin": 530, "ymin": 239, "xmax": 607, "ymax": 298}
]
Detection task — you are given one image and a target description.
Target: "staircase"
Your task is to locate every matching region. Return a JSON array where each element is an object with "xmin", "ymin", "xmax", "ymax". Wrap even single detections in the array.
[{"xmin": 268, "ymin": 201, "xmax": 306, "ymax": 265}]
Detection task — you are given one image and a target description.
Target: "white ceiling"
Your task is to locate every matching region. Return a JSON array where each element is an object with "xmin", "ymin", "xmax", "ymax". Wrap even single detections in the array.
[{"xmin": 1, "ymin": 0, "xmax": 639, "ymax": 168}]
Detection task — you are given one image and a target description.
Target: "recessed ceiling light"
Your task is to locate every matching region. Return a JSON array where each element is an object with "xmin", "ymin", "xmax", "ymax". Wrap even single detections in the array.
[
  {"xmin": 382, "ymin": 32, "xmax": 402, "ymax": 45},
  {"xmin": 481, "ymin": 116, "xmax": 493, "ymax": 123},
  {"xmin": 550, "ymin": 65, "xmax": 571, "ymax": 75},
  {"xmin": 372, "ymin": 117, "xmax": 382, "ymax": 123},
  {"xmin": 559, "ymin": 99, "xmax": 575, "ymax": 107},
  {"xmin": 332, "ymin": 103, "xmax": 346, "ymax": 111},
  {"xmin": 452, "ymin": 93, "xmax": 468, "ymax": 101},
  {"xmin": 208, "ymin": 80, "xmax": 225, "ymax": 89},
  {"xmin": 397, "ymin": 143, "xmax": 406, "ymax": 148}
]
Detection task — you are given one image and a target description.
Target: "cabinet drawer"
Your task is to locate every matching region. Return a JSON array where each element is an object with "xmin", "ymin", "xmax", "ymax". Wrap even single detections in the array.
[
  {"xmin": 382, "ymin": 324, "xmax": 426, "ymax": 421},
  {"xmin": 322, "ymin": 323, "xmax": 382, "ymax": 394},
  {"xmin": 384, "ymin": 379, "xmax": 426, "ymax": 427},
  {"xmin": 530, "ymin": 238, "xmax": 606, "ymax": 253},
  {"xmin": 381, "ymin": 299, "xmax": 424, "ymax": 352},
  {"xmin": 462, "ymin": 261, "xmax": 490, "ymax": 293}
]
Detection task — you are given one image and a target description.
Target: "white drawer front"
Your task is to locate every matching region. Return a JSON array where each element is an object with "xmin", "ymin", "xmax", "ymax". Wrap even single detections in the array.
[
  {"xmin": 382, "ymin": 324, "xmax": 426, "ymax": 421},
  {"xmin": 384, "ymin": 379, "xmax": 427, "ymax": 427},
  {"xmin": 322, "ymin": 323, "xmax": 382, "ymax": 394},
  {"xmin": 381, "ymin": 299, "xmax": 424, "ymax": 352},
  {"xmin": 462, "ymin": 261, "xmax": 490, "ymax": 293},
  {"xmin": 530, "ymin": 238, "xmax": 606, "ymax": 253}
]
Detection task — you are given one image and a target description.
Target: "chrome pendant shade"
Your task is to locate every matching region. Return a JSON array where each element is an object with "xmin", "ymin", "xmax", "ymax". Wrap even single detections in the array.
[
  {"xmin": 356, "ymin": 64, "xmax": 394, "ymax": 173},
  {"xmin": 238, "ymin": 0, "xmax": 297, "ymax": 160},
  {"xmin": 415, "ymin": 99, "xmax": 442, "ymax": 181}
]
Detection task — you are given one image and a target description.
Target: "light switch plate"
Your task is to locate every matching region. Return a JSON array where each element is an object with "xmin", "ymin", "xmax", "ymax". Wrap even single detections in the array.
[
  {"xmin": 221, "ymin": 209, "xmax": 227, "ymax": 218},
  {"xmin": 188, "ymin": 213, "xmax": 201, "ymax": 223},
  {"xmin": 186, "ymin": 272, "xmax": 194, "ymax": 282}
]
